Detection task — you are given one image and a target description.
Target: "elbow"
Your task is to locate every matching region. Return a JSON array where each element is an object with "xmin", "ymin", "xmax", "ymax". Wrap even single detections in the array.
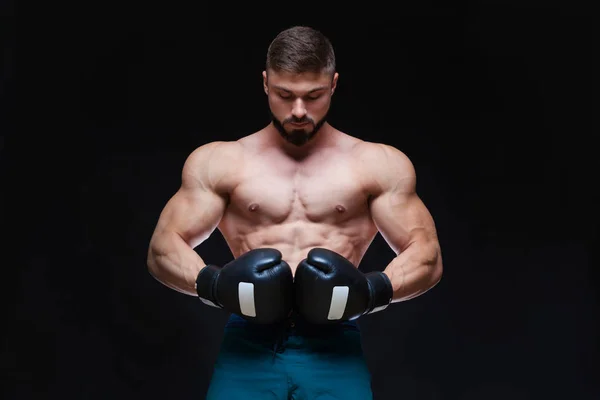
[
  {"xmin": 147, "ymin": 249, "xmax": 167, "ymax": 287},
  {"xmin": 420, "ymin": 238, "xmax": 443, "ymax": 289},
  {"xmin": 430, "ymin": 248, "xmax": 443, "ymax": 287},
  {"xmin": 432, "ymin": 263, "xmax": 443, "ymax": 288},
  {"xmin": 146, "ymin": 242, "xmax": 161, "ymax": 278}
]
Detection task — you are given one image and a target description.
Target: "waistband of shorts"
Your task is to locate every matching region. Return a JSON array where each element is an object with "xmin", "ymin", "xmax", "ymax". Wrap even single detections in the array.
[{"xmin": 224, "ymin": 312, "xmax": 360, "ymax": 334}]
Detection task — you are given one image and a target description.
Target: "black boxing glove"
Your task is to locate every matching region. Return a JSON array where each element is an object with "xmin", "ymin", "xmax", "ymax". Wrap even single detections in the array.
[
  {"xmin": 295, "ymin": 248, "xmax": 394, "ymax": 324},
  {"xmin": 195, "ymin": 248, "xmax": 294, "ymax": 324}
]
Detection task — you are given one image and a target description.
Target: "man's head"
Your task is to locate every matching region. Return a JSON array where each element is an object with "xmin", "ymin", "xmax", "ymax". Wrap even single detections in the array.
[{"xmin": 263, "ymin": 26, "xmax": 338, "ymax": 147}]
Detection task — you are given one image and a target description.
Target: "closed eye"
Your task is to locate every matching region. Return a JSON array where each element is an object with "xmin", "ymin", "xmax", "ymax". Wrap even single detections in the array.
[{"xmin": 272, "ymin": 85, "xmax": 328, "ymax": 101}]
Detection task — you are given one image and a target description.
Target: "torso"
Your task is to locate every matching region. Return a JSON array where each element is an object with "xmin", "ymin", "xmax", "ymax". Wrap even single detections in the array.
[{"xmin": 216, "ymin": 128, "xmax": 380, "ymax": 272}]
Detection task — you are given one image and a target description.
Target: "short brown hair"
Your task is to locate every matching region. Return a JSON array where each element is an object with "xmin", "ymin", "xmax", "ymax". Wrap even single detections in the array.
[{"xmin": 266, "ymin": 26, "xmax": 336, "ymax": 76}]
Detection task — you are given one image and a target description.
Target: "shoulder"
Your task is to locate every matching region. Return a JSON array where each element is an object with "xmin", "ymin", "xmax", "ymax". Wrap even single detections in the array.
[
  {"xmin": 353, "ymin": 141, "xmax": 414, "ymax": 171},
  {"xmin": 181, "ymin": 140, "xmax": 244, "ymax": 192},
  {"xmin": 351, "ymin": 141, "xmax": 416, "ymax": 195},
  {"xmin": 184, "ymin": 140, "xmax": 244, "ymax": 165}
]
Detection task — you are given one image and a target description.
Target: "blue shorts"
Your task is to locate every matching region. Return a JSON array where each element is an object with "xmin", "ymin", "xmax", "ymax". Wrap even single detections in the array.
[{"xmin": 205, "ymin": 313, "xmax": 373, "ymax": 400}]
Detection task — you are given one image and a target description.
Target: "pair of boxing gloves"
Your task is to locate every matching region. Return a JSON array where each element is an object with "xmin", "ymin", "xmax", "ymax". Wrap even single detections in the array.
[{"xmin": 195, "ymin": 247, "xmax": 394, "ymax": 324}]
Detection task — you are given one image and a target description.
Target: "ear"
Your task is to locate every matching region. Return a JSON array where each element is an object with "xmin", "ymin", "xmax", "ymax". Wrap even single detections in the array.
[
  {"xmin": 262, "ymin": 70, "xmax": 268, "ymax": 95},
  {"xmin": 331, "ymin": 72, "xmax": 339, "ymax": 95}
]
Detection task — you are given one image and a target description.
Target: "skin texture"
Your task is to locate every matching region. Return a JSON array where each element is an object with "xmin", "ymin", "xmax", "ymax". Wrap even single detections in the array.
[{"xmin": 147, "ymin": 69, "xmax": 443, "ymax": 303}]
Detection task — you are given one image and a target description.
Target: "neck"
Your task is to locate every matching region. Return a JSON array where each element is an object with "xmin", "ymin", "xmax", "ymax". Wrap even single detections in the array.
[{"xmin": 266, "ymin": 122, "xmax": 335, "ymax": 160}]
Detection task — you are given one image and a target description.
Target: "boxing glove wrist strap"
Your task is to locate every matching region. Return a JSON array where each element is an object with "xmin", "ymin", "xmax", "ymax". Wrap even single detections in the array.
[
  {"xmin": 195, "ymin": 264, "xmax": 222, "ymax": 308},
  {"xmin": 365, "ymin": 272, "xmax": 394, "ymax": 314}
]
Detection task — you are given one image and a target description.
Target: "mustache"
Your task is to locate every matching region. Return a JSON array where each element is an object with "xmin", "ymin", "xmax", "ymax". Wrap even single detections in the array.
[{"xmin": 284, "ymin": 116, "xmax": 314, "ymax": 125}]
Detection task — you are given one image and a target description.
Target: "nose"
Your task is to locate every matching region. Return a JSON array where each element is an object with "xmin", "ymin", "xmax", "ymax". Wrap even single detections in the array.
[{"xmin": 291, "ymin": 98, "xmax": 307, "ymax": 119}]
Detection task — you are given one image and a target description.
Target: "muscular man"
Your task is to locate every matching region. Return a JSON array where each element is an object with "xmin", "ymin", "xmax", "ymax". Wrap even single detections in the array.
[{"xmin": 147, "ymin": 26, "xmax": 443, "ymax": 400}]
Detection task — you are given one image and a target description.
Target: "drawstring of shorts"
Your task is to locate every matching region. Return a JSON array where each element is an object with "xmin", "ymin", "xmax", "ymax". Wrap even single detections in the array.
[{"xmin": 271, "ymin": 320, "xmax": 293, "ymax": 359}]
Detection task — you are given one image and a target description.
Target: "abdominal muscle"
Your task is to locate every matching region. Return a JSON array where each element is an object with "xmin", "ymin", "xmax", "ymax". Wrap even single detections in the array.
[{"xmin": 218, "ymin": 215, "xmax": 378, "ymax": 274}]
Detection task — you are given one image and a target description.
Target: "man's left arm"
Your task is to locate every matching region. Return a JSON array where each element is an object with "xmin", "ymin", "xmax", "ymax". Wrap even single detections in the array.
[{"xmin": 367, "ymin": 145, "xmax": 443, "ymax": 303}]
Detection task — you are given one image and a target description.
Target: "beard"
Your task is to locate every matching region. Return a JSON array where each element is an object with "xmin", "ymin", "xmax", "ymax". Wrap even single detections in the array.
[{"xmin": 270, "ymin": 111, "xmax": 328, "ymax": 147}]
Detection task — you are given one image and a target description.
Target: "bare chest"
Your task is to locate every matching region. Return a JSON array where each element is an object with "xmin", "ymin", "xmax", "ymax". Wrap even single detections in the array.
[{"xmin": 226, "ymin": 157, "xmax": 369, "ymax": 224}]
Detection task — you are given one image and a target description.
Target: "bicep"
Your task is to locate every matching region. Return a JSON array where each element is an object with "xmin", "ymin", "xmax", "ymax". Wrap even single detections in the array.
[
  {"xmin": 153, "ymin": 186, "xmax": 227, "ymax": 249},
  {"xmin": 151, "ymin": 141, "xmax": 232, "ymax": 249},
  {"xmin": 365, "ymin": 144, "xmax": 438, "ymax": 254},
  {"xmin": 370, "ymin": 190, "xmax": 438, "ymax": 254}
]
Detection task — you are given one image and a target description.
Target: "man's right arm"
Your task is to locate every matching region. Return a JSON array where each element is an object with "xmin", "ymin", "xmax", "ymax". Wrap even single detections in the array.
[{"xmin": 146, "ymin": 142, "xmax": 233, "ymax": 296}]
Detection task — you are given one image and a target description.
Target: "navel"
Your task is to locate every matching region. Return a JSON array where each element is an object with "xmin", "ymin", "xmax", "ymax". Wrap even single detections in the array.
[
  {"xmin": 335, "ymin": 205, "xmax": 346, "ymax": 213},
  {"xmin": 248, "ymin": 203, "xmax": 260, "ymax": 212}
]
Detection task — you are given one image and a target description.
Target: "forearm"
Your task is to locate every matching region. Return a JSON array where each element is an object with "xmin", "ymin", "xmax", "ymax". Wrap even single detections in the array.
[
  {"xmin": 147, "ymin": 231, "xmax": 207, "ymax": 296},
  {"xmin": 382, "ymin": 236, "xmax": 443, "ymax": 302}
]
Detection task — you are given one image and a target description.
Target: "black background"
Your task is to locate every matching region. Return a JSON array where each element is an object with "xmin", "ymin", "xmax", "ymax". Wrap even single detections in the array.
[{"xmin": 4, "ymin": 2, "xmax": 597, "ymax": 399}]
